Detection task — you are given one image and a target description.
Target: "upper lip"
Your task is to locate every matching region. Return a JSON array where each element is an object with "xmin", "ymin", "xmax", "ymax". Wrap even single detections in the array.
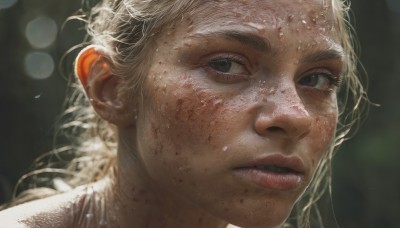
[{"xmin": 234, "ymin": 154, "xmax": 306, "ymax": 174}]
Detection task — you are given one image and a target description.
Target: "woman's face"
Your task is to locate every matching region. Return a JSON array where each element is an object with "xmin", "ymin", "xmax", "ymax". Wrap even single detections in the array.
[{"xmin": 133, "ymin": 0, "xmax": 342, "ymax": 227}]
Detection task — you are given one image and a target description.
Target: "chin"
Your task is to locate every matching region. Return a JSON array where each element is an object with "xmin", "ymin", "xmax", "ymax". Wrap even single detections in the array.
[
  {"xmin": 230, "ymin": 216, "xmax": 289, "ymax": 228},
  {"xmin": 218, "ymin": 197, "xmax": 296, "ymax": 228}
]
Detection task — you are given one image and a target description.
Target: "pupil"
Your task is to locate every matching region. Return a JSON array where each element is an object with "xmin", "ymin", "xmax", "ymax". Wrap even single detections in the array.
[
  {"xmin": 301, "ymin": 75, "xmax": 318, "ymax": 86},
  {"xmin": 209, "ymin": 59, "xmax": 232, "ymax": 73}
]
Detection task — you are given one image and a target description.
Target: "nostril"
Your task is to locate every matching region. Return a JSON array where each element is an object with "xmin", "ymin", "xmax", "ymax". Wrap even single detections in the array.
[{"xmin": 267, "ymin": 126, "xmax": 286, "ymax": 135}]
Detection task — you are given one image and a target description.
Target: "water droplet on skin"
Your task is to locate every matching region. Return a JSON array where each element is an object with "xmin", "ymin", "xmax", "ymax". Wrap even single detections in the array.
[
  {"xmin": 311, "ymin": 18, "xmax": 317, "ymax": 24},
  {"xmin": 213, "ymin": 99, "xmax": 223, "ymax": 106},
  {"xmin": 277, "ymin": 27, "xmax": 284, "ymax": 39},
  {"xmin": 222, "ymin": 146, "xmax": 229, "ymax": 152},
  {"xmin": 301, "ymin": 20, "xmax": 307, "ymax": 25}
]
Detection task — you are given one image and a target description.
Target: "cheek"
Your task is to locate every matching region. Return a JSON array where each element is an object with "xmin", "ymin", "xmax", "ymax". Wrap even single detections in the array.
[
  {"xmin": 138, "ymin": 77, "xmax": 243, "ymax": 194},
  {"xmin": 139, "ymin": 76, "xmax": 235, "ymax": 176},
  {"xmin": 307, "ymin": 112, "xmax": 337, "ymax": 168},
  {"xmin": 148, "ymin": 80, "xmax": 232, "ymax": 151}
]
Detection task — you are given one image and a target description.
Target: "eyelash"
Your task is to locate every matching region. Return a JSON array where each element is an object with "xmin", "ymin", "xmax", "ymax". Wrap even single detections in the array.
[
  {"xmin": 204, "ymin": 55, "xmax": 250, "ymax": 83},
  {"xmin": 203, "ymin": 55, "xmax": 342, "ymax": 92},
  {"xmin": 298, "ymin": 71, "xmax": 342, "ymax": 92}
]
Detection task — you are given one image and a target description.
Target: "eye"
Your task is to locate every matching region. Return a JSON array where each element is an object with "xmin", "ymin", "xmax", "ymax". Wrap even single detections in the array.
[
  {"xmin": 205, "ymin": 56, "xmax": 250, "ymax": 83},
  {"xmin": 298, "ymin": 72, "xmax": 341, "ymax": 91},
  {"xmin": 208, "ymin": 58, "xmax": 248, "ymax": 75}
]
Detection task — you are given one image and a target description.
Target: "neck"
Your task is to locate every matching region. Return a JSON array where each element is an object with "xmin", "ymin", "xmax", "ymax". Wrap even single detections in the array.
[{"xmin": 103, "ymin": 149, "xmax": 228, "ymax": 228}]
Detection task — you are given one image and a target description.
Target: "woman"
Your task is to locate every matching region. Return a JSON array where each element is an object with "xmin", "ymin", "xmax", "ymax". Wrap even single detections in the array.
[{"xmin": 0, "ymin": 0, "xmax": 365, "ymax": 227}]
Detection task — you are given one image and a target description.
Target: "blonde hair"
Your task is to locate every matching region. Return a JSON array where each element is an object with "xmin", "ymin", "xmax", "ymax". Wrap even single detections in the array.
[{"xmin": 8, "ymin": 0, "xmax": 367, "ymax": 227}]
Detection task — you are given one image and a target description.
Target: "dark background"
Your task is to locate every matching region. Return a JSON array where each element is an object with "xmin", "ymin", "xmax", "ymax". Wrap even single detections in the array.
[{"xmin": 1, "ymin": 0, "xmax": 399, "ymax": 227}]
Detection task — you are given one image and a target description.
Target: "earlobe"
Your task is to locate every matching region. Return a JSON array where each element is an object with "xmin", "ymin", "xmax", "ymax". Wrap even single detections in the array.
[{"xmin": 75, "ymin": 45, "xmax": 136, "ymax": 127}]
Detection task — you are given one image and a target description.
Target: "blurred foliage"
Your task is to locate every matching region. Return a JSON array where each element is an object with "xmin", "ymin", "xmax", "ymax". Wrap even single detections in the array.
[{"xmin": 0, "ymin": 0, "xmax": 399, "ymax": 227}]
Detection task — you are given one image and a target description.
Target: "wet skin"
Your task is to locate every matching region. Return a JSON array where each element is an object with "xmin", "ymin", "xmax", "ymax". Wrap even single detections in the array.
[{"xmin": 115, "ymin": 0, "xmax": 343, "ymax": 228}]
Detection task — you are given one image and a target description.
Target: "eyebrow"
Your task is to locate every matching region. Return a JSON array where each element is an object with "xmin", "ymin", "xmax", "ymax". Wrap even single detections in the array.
[
  {"xmin": 189, "ymin": 30, "xmax": 344, "ymax": 63},
  {"xmin": 190, "ymin": 30, "xmax": 272, "ymax": 52},
  {"xmin": 302, "ymin": 49, "xmax": 344, "ymax": 63}
]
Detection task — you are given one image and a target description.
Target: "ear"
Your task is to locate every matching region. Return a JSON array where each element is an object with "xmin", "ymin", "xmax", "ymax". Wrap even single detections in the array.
[{"xmin": 75, "ymin": 45, "xmax": 136, "ymax": 127}]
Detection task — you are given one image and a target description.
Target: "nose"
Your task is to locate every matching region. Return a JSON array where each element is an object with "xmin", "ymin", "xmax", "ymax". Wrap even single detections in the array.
[{"xmin": 254, "ymin": 89, "xmax": 312, "ymax": 140}]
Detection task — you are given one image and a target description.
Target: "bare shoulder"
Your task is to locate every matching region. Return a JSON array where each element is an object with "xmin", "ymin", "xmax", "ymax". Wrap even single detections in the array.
[{"xmin": 0, "ymin": 188, "xmax": 83, "ymax": 228}]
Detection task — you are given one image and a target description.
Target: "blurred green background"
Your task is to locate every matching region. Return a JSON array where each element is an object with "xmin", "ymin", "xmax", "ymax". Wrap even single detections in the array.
[{"xmin": 0, "ymin": 0, "xmax": 399, "ymax": 227}]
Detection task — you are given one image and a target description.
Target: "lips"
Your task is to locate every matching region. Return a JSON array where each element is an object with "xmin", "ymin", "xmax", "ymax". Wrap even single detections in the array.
[{"xmin": 233, "ymin": 154, "xmax": 305, "ymax": 191}]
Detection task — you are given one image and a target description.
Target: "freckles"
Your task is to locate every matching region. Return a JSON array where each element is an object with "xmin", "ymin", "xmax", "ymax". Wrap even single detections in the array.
[
  {"xmin": 173, "ymin": 88, "xmax": 225, "ymax": 123},
  {"xmin": 311, "ymin": 114, "xmax": 337, "ymax": 153},
  {"xmin": 148, "ymin": 73, "xmax": 231, "ymax": 151},
  {"xmin": 171, "ymin": 92, "xmax": 227, "ymax": 146}
]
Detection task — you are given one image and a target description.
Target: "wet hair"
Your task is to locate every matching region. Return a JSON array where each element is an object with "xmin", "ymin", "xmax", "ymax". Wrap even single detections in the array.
[{"xmin": 7, "ymin": 0, "xmax": 367, "ymax": 227}]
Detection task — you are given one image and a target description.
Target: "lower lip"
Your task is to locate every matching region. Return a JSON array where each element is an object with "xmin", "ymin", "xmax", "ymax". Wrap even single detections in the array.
[{"xmin": 234, "ymin": 168, "xmax": 303, "ymax": 191}]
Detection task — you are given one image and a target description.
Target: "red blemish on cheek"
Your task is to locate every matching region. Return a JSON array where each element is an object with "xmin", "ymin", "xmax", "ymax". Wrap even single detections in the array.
[{"xmin": 173, "ymin": 87, "xmax": 226, "ymax": 123}]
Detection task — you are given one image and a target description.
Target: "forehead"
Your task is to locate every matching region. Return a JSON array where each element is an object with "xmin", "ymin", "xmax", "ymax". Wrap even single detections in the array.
[
  {"xmin": 192, "ymin": 0, "xmax": 335, "ymax": 31},
  {"xmin": 178, "ymin": 0, "xmax": 339, "ymax": 40},
  {"xmin": 158, "ymin": 0, "xmax": 342, "ymax": 57}
]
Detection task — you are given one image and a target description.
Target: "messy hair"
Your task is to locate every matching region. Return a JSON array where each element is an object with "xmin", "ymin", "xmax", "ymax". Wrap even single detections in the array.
[{"xmin": 7, "ymin": 0, "xmax": 367, "ymax": 227}]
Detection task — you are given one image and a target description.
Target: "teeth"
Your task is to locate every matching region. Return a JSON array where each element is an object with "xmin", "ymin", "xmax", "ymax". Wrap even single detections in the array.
[{"xmin": 255, "ymin": 165, "xmax": 292, "ymax": 173}]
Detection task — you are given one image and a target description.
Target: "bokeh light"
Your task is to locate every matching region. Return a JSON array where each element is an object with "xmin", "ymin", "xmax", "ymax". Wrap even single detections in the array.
[
  {"xmin": 24, "ymin": 51, "xmax": 54, "ymax": 79},
  {"xmin": 0, "ymin": 0, "xmax": 17, "ymax": 9},
  {"xmin": 25, "ymin": 16, "xmax": 58, "ymax": 49}
]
